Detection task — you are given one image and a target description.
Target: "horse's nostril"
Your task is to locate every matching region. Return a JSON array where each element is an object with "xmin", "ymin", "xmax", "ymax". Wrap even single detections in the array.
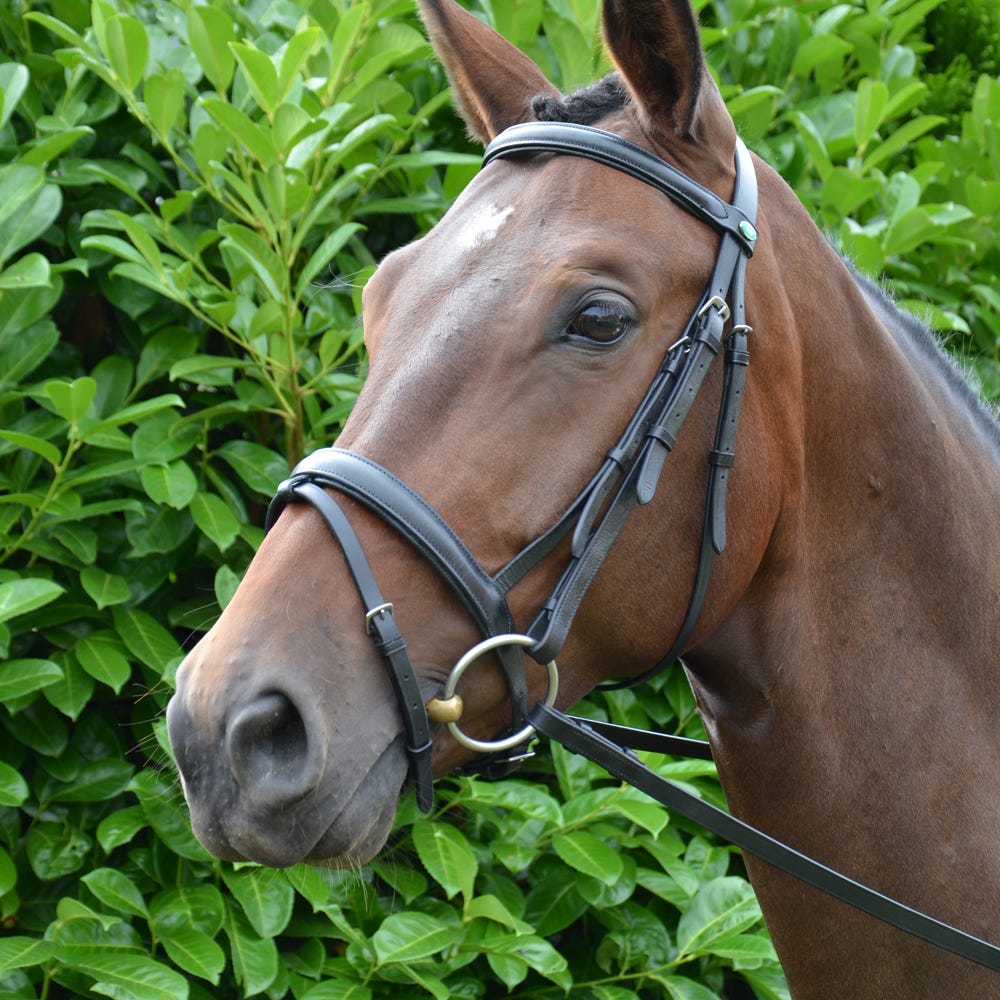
[{"xmin": 226, "ymin": 691, "xmax": 321, "ymax": 805}]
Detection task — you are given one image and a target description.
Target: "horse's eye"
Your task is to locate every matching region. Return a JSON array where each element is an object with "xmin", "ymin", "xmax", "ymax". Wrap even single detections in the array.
[{"xmin": 566, "ymin": 300, "xmax": 632, "ymax": 345}]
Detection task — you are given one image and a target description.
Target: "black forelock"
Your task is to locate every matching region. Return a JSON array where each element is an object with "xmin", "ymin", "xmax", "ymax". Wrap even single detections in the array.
[{"xmin": 530, "ymin": 73, "xmax": 630, "ymax": 125}]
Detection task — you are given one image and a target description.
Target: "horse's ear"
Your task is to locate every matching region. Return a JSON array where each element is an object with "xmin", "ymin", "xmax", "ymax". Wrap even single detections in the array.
[
  {"xmin": 417, "ymin": 0, "xmax": 560, "ymax": 143},
  {"xmin": 601, "ymin": 0, "xmax": 733, "ymax": 151}
]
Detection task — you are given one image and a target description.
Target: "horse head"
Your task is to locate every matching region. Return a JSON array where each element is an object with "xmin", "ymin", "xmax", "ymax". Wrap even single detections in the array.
[{"xmin": 166, "ymin": 0, "xmax": 790, "ymax": 869}]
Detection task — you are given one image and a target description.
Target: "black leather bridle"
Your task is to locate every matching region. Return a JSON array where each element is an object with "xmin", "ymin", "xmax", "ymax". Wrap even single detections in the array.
[{"xmin": 264, "ymin": 121, "xmax": 1000, "ymax": 973}]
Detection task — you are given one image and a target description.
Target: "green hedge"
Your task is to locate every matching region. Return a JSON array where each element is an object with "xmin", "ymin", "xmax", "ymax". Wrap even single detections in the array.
[{"xmin": 0, "ymin": 1, "xmax": 997, "ymax": 998}]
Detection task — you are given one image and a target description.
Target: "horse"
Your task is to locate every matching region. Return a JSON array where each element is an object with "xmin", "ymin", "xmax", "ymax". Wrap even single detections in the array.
[{"xmin": 166, "ymin": 0, "xmax": 1000, "ymax": 995}]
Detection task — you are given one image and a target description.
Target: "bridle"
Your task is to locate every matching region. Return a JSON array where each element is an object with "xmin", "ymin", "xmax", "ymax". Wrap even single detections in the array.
[
  {"xmin": 264, "ymin": 121, "xmax": 1000, "ymax": 973},
  {"xmin": 267, "ymin": 121, "xmax": 758, "ymax": 793}
]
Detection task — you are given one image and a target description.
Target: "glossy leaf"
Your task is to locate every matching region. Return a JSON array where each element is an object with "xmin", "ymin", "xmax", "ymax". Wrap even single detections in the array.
[
  {"xmin": 0, "ymin": 579, "xmax": 65, "ymax": 622},
  {"xmin": 221, "ymin": 867, "xmax": 295, "ymax": 939},
  {"xmin": 140, "ymin": 459, "xmax": 198, "ymax": 509},
  {"xmin": 0, "ymin": 658, "xmax": 63, "ymax": 699},
  {"xmin": 225, "ymin": 903, "xmax": 279, "ymax": 996},
  {"xmin": 186, "ymin": 6, "xmax": 236, "ymax": 92},
  {"xmin": 371, "ymin": 912, "xmax": 462, "ymax": 965},
  {"xmin": 113, "ymin": 606, "xmax": 182, "ymax": 673},
  {"xmin": 82, "ymin": 868, "xmax": 149, "ymax": 919},
  {"xmin": 157, "ymin": 926, "xmax": 226, "ymax": 984},
  {"xmin": 101, "ymin": 14, "xmax": 148, "ymax": 90},
  {"xmin": 74, "ymin": 631, "xmax": 132, "ymax": 691},
  {"xmin": 552, "ymin": 830, "xmax": 624, "ymax": 885},
  {"xmin": 413, "ymin": 818, "xmax": 477, "ymax": 901},
  {"xmin": 676, "ymin": 877, "xmax": 763, "ymax": 960},
  {"xmin": 71, "ymin": 952, "xmax": 189, "ymax": 1000},
  {"xmin": 0, "ymin": 762, "xmax": 29, "ymax": 807}
]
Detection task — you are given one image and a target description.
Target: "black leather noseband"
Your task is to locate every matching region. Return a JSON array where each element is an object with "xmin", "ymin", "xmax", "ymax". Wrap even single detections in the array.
[{"xmin": 267, "ymin": 121, "xmax": 758, "ymax": 805}]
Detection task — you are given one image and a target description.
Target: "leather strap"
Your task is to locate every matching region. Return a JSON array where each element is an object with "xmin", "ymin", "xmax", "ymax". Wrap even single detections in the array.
[
  {"xmin": 483, "ymin": 122, "xmax": 757, "ymax": 255},
  {"xmin": 530, "ymin": 703, "xmax": 1000, "ymax": 973},
  {"xmin": 268, "ymin": 482, "xmax": 435, "ymax": 813}
]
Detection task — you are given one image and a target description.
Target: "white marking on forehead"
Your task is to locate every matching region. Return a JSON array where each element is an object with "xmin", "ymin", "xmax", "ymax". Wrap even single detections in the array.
[{"xmin": 453, "ymin": 202, "xmax": 514, "ymax": 251}]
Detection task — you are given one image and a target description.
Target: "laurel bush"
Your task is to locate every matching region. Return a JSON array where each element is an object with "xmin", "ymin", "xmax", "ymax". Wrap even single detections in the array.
[{"xmin": 0, "ymin": 1, "xmax": 997, "ymax": 998}]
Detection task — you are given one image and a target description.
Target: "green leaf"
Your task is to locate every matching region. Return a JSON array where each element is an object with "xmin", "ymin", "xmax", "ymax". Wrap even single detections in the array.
[
  {"xmin": 44, "ymin": 376, "xmax": 97, "ymax": 423},
  {"xmin": 412, "ymin": 819, "xmax": 477, "ymax": 901},
  {"xmin": 0, "ymin": 429, "xmax": 60, "ymax": 466},
  {"xmin": 214, "ymin": 564, "xmax": 240, "ymax": 610},
  {"xmin": 231, "ymin": 42, "xmax": 279, "ymax": 115},
  {"xmin": 214, "ymin": 440, "xmax": 288, "ymax": 496},
  {"xmin": 150, "ymin": 885, "xmax": 226, "ymax": 938},
  {"xmin": 0, "ymin": 178, "xmax": 60, "ymax": 265},
  {"xmin": 73, "ymin": 952, "xmax": 189, "ymax": 1000},
  {"xmin": 0, "ymin": 577, "xmax": 66, "ymax": 621},
  {"xmin": 0, "ymin": 252, "xmax": 51, "ymax": 290},
  {"xmin": 675, "ymin": 876, "xmax": 762, "ymax": 959},
  {"xmin": 656, "ymin": 975, "xmax": 725, "ymax": 1000},
  {"xmin": 100, "ymin": 14, "xmax": 148, "ymax": 90},
  {"xmin": 854, "ymin": 78, "xmax": 888, "ymax": 149},
  {"xmin": 615, "ymin": 793, "xmax": 670, "ymax": 835},
  {"xmin": 0, "ymin": 63, "xmax": 29, "ymax": 131},
  {"xmin": 221, "ymin": 868, "xmax": 295, "ymax": 939},
  {"xmin": 158, "ymin": 926, "xmax": 225, "ymax": 985},
  {"xmin": 129, "ymin": 769, "xmax": 210, "ymax": 862},
  {"xmin": 144, "ymin": 69, "xmax": 186, "ymax": 136},
  {"xmin": 43, "ymin": 652, "xmax": 94, "ymax": 718},
  {"xmin": 187, "ymin": 5, "xmax": 236, "ymax": 93},
  {"xmin": 225, "ymin": 903, "xmax": 278, "ymax": 995},
  {"xmin": 80, "ymin": 568, "xmax": 132, "ymax": 611},
  {"xmin": 551, "ymin": 830, "xmax": 624, "ymax": 885},
  {"xmin": 82, "ymin": 868, "xmax": 149, "ymax": 919},
  {"xmin": 861, "ymin": 115, "xmax": 946, "ymax": 173},
  {"xmin": 75, "ymin": 632, "xmax": 132, "ymax": 692},
  {"xmin": 140, "ymin": 460, "xmax": 198, "ymax": 509},
  {"xmin": 26, "ymin": 821, "xmax": 91, "ymax": 880},
  {"xmin": 372, "ymin": 912, "xmax": 461, "ymax": 964},
  {"xmin": 50, "ymin": 758, "xmax": 133, "ymax": 802},
  {"xmin": 524, "ymin": 875, "xmax": 589, "ymax": 935},
  {"xmin": 200, "ymin": 97, "xmax": 274, "ymax": 165},
  {"xmin": 300, "ymin": 982, "xmax": 372, "ymax": 1000},
  {"xmin": 113, "ymin": 606, "xmax": 182, "ymax": 674},
  {"xmin": 21, "ymin": 127, "xmax": 93, "ymax": 167},
  {"xmin": 278, "ymin": 26, "xmax": 324, "ymax": 100},
  {"xmin": 0, "ymin": 936, "xmax": 55, "ymax": 972},
  {"xmin": 0, "ymin": 659, "xmax": 63, "ymax": 700},
  {"xmin": 464, "ymin": 893, "xmax": 531, "ymax": 932},
  {"xmin": 296, "ymin": 223, "xmax": 363, "ymax": 299},
  {"xmin": 97, "ymin": 805, "xmax": 148, "ymax": 853},
  {"xmin": 190, "ymin": 492, "xmax": 240, "ymax": 551},
  {"xmin": 0, "ymin": 761, "xmax": 29, "ymax": 807},
  {"xmin": 218, "ymin": 222, "xmax": 286, "ymax": 299}
]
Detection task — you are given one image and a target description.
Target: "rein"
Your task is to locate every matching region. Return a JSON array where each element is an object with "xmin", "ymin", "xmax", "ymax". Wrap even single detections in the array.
[{"xmin": 265, "ymin": 121, "xmax": 1000, "ymax": 973}]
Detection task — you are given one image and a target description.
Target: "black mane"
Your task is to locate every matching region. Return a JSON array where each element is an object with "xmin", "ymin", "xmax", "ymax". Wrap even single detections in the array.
[{"xmin": 850, "ymin": 264, "xmax": 1000, "ymax": 450}]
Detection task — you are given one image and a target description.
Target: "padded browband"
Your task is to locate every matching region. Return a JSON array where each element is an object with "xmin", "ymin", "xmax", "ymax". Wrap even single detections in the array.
[{"xmin": 483, "ymin": 121, "xmax": 758, "ymax": 256}]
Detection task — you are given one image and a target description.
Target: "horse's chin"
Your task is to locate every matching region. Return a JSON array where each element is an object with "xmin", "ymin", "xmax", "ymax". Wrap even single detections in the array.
[{"xmin": 186, "ymin": 737, "xmax": 408, "ymax": 869}]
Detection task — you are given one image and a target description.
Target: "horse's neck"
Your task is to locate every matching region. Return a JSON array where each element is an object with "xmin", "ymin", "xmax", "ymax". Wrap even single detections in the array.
[
  {"xmin": 700, "ymin": 245, "xmax": 1000, "ymax": 770},
  {"xmin": 684, "ymin": 249, "xmax": 1000, "ymax": 997}
]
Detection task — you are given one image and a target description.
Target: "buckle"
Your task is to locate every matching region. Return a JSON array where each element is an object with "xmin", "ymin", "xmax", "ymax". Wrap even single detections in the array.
[{"xmin": 364, "ymin": 602, "xmax": 394, "ymax": 634}]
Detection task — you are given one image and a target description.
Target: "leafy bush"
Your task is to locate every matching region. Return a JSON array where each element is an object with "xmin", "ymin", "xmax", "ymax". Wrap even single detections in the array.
[{"xmin": 0, "ymin": 0, "xmax": 997, "ymax": 998}]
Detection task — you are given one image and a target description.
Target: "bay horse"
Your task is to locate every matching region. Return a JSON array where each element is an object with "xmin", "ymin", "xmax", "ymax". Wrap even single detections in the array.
[{"xmin": 166, "ymin": 0, "xmax": 1000, "ymax": 995}]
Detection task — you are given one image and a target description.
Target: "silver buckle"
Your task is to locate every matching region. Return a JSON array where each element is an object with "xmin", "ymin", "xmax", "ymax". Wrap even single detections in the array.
[
  {"xmin": 697, "ymin": 295, "xmax": 731, "ymax": 323},
  {"xmin": 364, "ymin": 602, "xmax": 394, "ymax": 634}
]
